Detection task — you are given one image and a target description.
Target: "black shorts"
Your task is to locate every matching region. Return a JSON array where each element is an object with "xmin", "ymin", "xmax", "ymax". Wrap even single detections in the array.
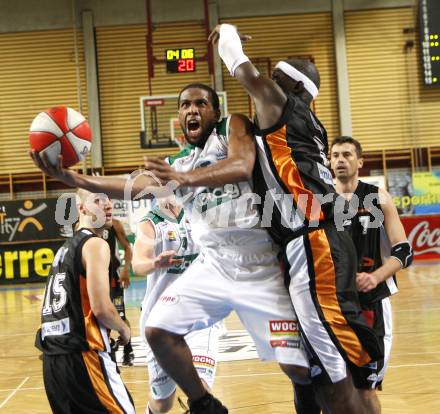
[
  {"xmin": 282, "ymin": 223, "xmax": 383, "ymax": 385},
  {"xmin": 111, "ymin": 275, "xmax": 127, "ymax": 319},
  {"xmin": 350, "ymin": 297, "xmax": 393, "ymax": 390},
  {"xmin": 43, "ymin": 350, "xmax": 135, "ymax": 414}
]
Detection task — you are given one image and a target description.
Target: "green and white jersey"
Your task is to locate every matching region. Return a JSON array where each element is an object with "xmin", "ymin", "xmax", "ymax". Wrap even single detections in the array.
[
  {"xmin": 139, "ymin": 206, "xmax": 198, "ymax": 319},
  {"xmin": 167, "ymin": 116, "xmax": 260, "ymax": 242}
]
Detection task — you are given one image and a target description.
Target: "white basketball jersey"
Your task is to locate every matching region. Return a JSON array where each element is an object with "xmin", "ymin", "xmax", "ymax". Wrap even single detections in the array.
[
  {"xmin": 139, "ymin": 207, "xmax": 198, "ymax": 318},
  {"xmin": 167, "ymin": 116, "xmax": 261, "ymax": 242}
]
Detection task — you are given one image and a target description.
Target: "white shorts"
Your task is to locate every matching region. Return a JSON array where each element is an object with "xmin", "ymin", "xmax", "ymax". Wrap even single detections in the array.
[
  {"xmin": 146, "ymin": 237, "xmax": 309, "ymax": 367},
  {"xmin": 145, "ymin": 325, "xmax": 220, "ymax": 400},
  {"xmin": 140, "ymin": 294, "xmax": 221, "ymax": 401}
]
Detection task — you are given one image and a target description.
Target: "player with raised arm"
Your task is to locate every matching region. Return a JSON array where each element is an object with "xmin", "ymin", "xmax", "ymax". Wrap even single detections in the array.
[
  {"xmin": 209, "ymin": 24, "xmax": 382, "ymax": 414},
  {"xmin": 31, "ymin": 83, "xmax": 311, "ymax": 414},
  {"xmin": 35, "ymin": 189, "xmax": 135, "ymax": 414},
  {"xmin": 330, "ymin": 136, "xmax": 413, "ymax": 413},
  {"xmin": 133, "ymin": 196, "xmax": 220, "ymax": 414}
]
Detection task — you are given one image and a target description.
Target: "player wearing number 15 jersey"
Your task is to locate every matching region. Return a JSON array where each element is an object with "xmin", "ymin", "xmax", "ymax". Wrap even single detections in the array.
[{"xmin": 35, "ymin": 189, "xmax": 135, "ymax": 414}]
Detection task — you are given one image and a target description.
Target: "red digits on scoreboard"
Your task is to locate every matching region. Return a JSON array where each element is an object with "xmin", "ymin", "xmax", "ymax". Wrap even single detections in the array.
[
  {"xmin": 178, "ymin": 59, "xmax": 186, "ymax": 72},
  {"xmin": 177, "ymin": 58, "xmax": 195, "ymax": 72},
  {"xmin": 186, "ymin": 59, "xmax": 194, "ymax": 71}
]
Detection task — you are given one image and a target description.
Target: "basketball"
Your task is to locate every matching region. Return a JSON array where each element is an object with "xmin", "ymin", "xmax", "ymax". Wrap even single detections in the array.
[{"xmin": 29, "ymin": 106, "xmax": 92, "ymax": 168}]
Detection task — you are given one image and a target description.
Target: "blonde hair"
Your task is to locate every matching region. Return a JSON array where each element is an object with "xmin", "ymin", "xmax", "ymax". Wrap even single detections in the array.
[{"xmin": 76, "ymin": 188, "xmax": 91, "ymax": 204}]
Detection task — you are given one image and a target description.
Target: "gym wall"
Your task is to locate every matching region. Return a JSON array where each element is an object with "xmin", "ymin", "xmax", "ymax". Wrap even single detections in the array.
[{"xmin": 1, "ymin": 0, "xmax": 437, "ymax": 175}]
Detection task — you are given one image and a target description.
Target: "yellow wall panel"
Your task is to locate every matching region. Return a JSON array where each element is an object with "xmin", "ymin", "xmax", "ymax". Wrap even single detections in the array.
[
  {"xmin": 345, "ymin": 7, "xmax": 440, "ymax": 151},
  {"xmin": 0, "ymin": 29, "xmax": 88, "ymax": 174},
  {"xmin": 220, "ymin": 13, "xmax": 339, "ymax": 141},
  {"xmin": 96, "ymin": 23, "xmax": 211, "ymax": 167}
]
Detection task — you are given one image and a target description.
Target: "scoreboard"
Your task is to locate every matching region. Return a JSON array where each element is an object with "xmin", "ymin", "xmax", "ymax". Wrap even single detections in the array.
[
  {"xmin": 420, "ymin": 0, "xmax": 440, "ymax": 85},
  {"xmin": 165, "ymin": 48, "xmax": 196, "ymax": 73}
]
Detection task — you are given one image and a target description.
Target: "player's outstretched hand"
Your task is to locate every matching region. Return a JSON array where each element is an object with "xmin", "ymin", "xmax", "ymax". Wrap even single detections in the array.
[
  {"xmin": 208, "ymin": 24, "xmax": 252, "ymax": 45},
  {"xmin": 154, "ymin": 250, "xmax": 182, "ymax": 269},
  {"xmin": 30, "ymin": 150, "xmax": 75, "ymax": 186}
]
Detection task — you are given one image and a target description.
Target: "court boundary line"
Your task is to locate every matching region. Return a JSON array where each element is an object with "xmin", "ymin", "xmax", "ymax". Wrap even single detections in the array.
[
  {"xmin": 0, "ymin": 377, "xmax": 29, "ymax": 409},
  {"xmin": 3, "ymin": 361, "xmax": 440, "ymax": 394}
]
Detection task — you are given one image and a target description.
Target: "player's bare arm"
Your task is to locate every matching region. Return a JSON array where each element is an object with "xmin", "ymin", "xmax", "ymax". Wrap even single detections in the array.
[
  {"xmin": 113, "ymin": 218, "xmax": 133, "ymax": 288},
  {"xmin": 82, "ymin": 237, "xmax": 130, "ymax": 344},
  {"xmin": 357, "ymin": 188, "xmax": 413, "ymax": 292},
  {"xmin": 143, "ymin": 113, "xmax": 256, "ymax": 188},
  {"xmin": 132, "ymin": 220, "xmax": 179, "ymax": 276},
  {"xmin": 209, "ymin": 24, "xmax": 286, "ymax": 130},
  {"xmin": 30, "ymin": 150, "xmax": 166, "ymax": 200}
]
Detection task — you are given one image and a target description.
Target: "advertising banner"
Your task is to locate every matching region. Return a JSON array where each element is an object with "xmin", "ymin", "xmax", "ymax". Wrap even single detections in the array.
[
  {"xmin": 0, "ymin": 240, "xmax": 64, "ymax": 284},
  {"xmin": 386, "ymin": 169, "xmax": 414, "ymax": 215},
  {"xmin": 412, "ymin": 171, "xmax": 440, "ymax": 215},
  {"xmin": 0, "ymin": 198, "xmax": 66, "ymax": 284},
  {"xmin": 402, "ymin": 214, "xmax": 440, "ymax": 261}
]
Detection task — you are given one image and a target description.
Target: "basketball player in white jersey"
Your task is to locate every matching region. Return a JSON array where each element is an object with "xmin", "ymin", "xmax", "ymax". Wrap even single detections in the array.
[
  {"xmin": 30, "ymin": 83, "xmax": 310, "ymax": 414},
  {"xmin": 132, "ymin": 196, "xmax": 221, "ymax": 414}
]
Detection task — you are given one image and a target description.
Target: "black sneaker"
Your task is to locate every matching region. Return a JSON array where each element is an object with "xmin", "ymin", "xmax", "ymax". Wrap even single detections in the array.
[
  {"xmin": 188, "ymin": 393, "xmax": 228, "ymax": 414},
  {"xmin": 122, "ymin": 351, "xmax": 134, "ymax": 367}
]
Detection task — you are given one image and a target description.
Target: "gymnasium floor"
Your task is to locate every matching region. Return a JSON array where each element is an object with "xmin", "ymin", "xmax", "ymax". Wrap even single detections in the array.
[{"xmin": 1, "ymin": 263, "xmax": 439, "ymax": 413}]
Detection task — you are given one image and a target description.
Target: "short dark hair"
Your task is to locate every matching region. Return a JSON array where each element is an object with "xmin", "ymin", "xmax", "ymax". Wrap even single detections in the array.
[
  {"xmin": 330, "ymin": 136, "xmax": 363, "ymax": 158},
  {"xmin": 284, "ymin": 58, "xmax": 320, "ymax": 90},
  {"xmin": 178, "ymin": 83, "xmax": 220, "ymax": 112}
]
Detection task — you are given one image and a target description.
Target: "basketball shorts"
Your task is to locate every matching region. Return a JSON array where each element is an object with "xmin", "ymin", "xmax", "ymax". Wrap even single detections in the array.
[
  {"xmin": 142, "ymin": 324, "xmax": 221, "ymax": 400},
  {"xmin": 111, "ymin": 274, "xmax": 127, "ymax": 320},
  {"xmin": 146, "ymin": 232, "xmax": 309, "ymax": 367},
  {"xmin": 282, "ymin": 222, "xmax": 383, "ymax": 384},
  {"xmin": 351, "ymin": 297, "xmax": 393, "ymax": 389},
  {"xmin": 43, "ymin": 350, "xmax": 135, "ymax": 414}
]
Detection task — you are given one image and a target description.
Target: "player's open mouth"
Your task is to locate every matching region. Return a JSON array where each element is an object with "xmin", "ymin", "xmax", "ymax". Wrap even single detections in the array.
[{"xmin": 186, "ymin": 119, "xmax": 202, "ymax": 138}]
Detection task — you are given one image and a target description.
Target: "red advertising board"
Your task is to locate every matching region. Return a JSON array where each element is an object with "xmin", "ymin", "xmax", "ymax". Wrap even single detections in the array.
[{"xmin": 402, "ymin": 214, "xmax": 440, "ymax": 261}]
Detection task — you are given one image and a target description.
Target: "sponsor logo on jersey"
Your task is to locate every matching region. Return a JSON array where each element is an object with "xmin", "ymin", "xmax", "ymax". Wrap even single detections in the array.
[
  {"xmin": 41, "ymin": 317, "xmax": 71, "ymax": 339},
  {"xmin": 167, "ymin": 230, "xmax": 177, "ymax": 241},
  {"xmin": 269, "ymin": 339, "xmax": 300, "ymax": 348},
  {"xmin": 159, "ymin": 295, "xmax": 180, "ymax": 305},
  {"xmin": 269, "ymin": 320, "xmax": 299, "ymax": 334},
  {"xmin": 269, "ymin": 320, "xmax": 300, "ymax": 348},
  {"xmin": 362, "ymin": 257, "xmax": 375, "ymax": 267},
  {"xmin": 317, "ymin": 162, "xmax": 334, "ymax": 186},
  {"xmin": 193, "ymin": 355, "xmax": 216, "ymax": 368}
]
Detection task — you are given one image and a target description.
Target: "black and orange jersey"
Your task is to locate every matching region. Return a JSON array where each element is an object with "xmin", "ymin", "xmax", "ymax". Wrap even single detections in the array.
[
  {"xmin": 345, "ymin": 181, "xmax": 398, "ymax": 304},
  {"xmin": 253, "ymin": 94, "xmax": 337, "ymax": 245},
  {"xmin": 35, "ymin": 228, "xmax": 111, "ymax": 355},
  {"xmin": 102, "ymin": 225, "xmax": 121, "ymax": 282}
]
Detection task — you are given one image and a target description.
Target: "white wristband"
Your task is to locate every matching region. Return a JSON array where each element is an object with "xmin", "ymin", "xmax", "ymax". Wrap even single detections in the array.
[{"xmin": 218, "ymin": 24, "xmax": 250, "ymax": 76}]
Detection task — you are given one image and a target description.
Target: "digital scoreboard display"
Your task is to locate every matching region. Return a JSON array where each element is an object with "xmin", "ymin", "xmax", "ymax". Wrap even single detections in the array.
[
  {"xmin": 166, "ymin": 48, "xmax": 196, "ymax": 73},
  {"xmin": 420, "ymin": 0, "xmax": 440, "ymax": 85}
]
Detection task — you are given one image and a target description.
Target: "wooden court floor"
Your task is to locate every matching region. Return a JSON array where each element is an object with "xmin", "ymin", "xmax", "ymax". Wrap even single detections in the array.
[{"xmin": 0, "ymin": 263, "xmax": 439, "ymax": 413}]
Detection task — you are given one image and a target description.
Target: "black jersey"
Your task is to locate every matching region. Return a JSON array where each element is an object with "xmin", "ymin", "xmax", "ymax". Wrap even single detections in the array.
[
  {"xmin": 102, "ymin": 225, "xmax": 121, "ymax": 277},
  {"xmin": 253, "ymin": 94, "xmax": 337, "ymax": 245},
  {"xmin": 345, "ymin": 181, "xmax": 398, "ymax": 304},
  {"xmin": 35, "ymin": 228, "xmax": 111, "ymax": 355}
]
